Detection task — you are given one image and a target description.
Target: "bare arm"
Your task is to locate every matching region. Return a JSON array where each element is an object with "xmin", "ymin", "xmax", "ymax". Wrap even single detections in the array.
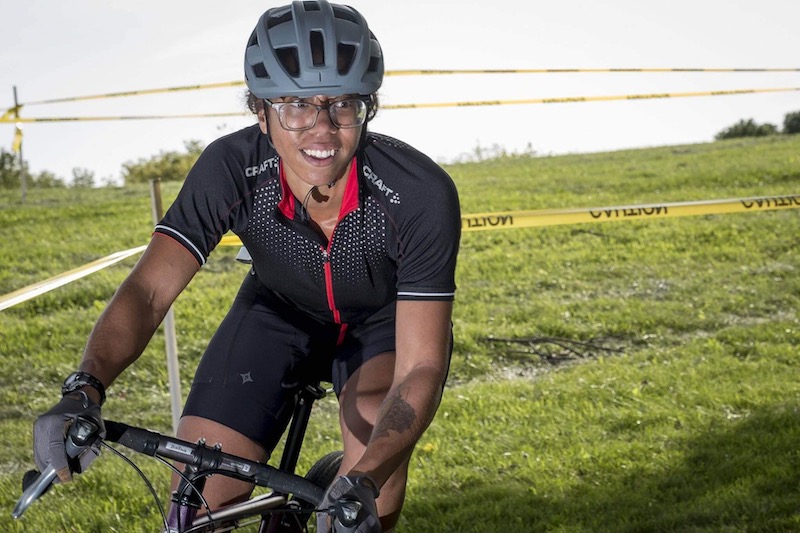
[
  {"xmin": 351, "ymin": 299, "xmax": 453, "ymax": 486},
  {"xmin": 77, "ymin": 233, "xmax": 200, "ymax": 403}
]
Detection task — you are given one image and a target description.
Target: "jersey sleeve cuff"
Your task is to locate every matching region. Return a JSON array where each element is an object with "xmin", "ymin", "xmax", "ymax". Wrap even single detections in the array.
[
  {"xmin": 396, "ymin": 290, "xmax": 455, "ymax": 301},
  {"xmin": 153, "ymin": 225, "xmax": 207, "ymax": 266}
]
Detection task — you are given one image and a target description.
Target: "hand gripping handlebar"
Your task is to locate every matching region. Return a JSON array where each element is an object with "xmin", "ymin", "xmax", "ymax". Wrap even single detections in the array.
[{"xmin": 13, "ymin": 416, "xmax": 100, "ymax": 519}]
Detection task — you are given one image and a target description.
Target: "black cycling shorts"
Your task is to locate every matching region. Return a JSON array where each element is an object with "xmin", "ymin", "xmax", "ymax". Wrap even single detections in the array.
[{"xmin": 182, "ymin": 272, "xmax": 396, "ymax": 452}]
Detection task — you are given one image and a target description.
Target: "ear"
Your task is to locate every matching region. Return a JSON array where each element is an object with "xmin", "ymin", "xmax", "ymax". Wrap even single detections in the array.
[{"xmin": 258, "ymin": 109, "xmax": 268, "ymax": 135}]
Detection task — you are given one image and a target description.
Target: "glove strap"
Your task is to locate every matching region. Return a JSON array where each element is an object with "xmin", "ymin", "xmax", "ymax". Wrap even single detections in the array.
[
  {"xmin": 62, "ymin": 371, "xmax": 106, "ymax": 406},
  {"xmin": 355, "ymin": 474, "xmax": 380, "ymax": 498}
]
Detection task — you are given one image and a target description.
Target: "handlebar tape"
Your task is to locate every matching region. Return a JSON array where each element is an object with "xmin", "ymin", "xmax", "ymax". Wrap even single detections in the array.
[{"xmin": 105, "ymin": 420, "xmax": 159, "ymax": 456}]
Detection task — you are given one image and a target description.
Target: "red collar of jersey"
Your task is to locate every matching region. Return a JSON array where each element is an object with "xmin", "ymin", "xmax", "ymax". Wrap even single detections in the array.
[{"xmin": 277, "ymin": 158, "xmax": 360, "ymax": 221}]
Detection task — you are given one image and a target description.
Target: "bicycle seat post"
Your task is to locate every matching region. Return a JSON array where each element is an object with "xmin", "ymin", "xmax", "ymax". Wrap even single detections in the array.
[{"xmin": 278, "ymin": 382, "xmax": 327, "ymax": 475}]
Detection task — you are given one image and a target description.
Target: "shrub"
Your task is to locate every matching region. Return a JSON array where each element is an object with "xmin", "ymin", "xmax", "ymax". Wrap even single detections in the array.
[
  {"xmin": 0, "ymin": 146, "xmax": 20, "ymax": 188},
  {"xmin": 783, "ymin": 111, "xmax": 800, "ymax": 135},
  {"xmin": 715, "ymin": 119, "xmax": 778, "ymax": 140},
  {"xmin": 32, "ymin": 171, "xmax": 66, "ymax": 189},
  {"xmin": 122, "ymin": 139, "xmax": 204, "ymax": 185},
  {"xmin": 71, "ymin": 167, "xmax": 95, "ymax": 188}
]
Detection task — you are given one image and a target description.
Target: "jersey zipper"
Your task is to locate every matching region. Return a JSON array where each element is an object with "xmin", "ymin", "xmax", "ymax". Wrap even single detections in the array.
[
  {"xmin": 322, "ymin": 237, "xmax": 350, "ymax": 345},
  {"xmin": 321, "ymin": 243, "xmax": 341, "ymax": 324},
  {"xmin": 318, "ymin": 159, "xmax": 361, "ymax": 326}
]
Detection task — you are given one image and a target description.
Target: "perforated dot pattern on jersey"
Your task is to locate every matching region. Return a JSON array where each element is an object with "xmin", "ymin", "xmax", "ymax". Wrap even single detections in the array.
[
  {"xmin": 243, "ymin": 180, "xmax": 326, "ymax": 285},
  {"xmin": 329, "ymin": 199, "xmax": 388, "ymax": 285},
  {"xmin": 241, "ymin": 179, "xmax": 391, "ymax": 293}
]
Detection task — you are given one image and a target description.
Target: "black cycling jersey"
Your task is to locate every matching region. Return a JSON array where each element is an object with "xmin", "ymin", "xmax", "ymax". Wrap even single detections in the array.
[{"xmin": 155, "ymin": 124, "xmax": 460, "ymax": 325}]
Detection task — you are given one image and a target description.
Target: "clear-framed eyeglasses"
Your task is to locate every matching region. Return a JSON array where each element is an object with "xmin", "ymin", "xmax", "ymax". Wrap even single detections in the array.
[{"xmin": 264, "ymin": 98, "xmax": 369, "ymax": 131}]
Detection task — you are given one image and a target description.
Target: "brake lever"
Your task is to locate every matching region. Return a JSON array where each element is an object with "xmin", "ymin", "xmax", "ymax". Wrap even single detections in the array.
[{"xmin": 12, "ymin": 416, "xmax": 101, "ymax": 519}]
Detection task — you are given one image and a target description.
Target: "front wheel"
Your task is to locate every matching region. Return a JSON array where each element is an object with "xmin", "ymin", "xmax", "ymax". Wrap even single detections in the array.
[
  {"xmin": 305, "ymin": 450, "xmax": 344, "ymax": 490},
  {"xmin": 263, "ymin": 451, "xmax": 343, "ymax": 532},
  {"xmin": 299, "ymin": 451, "xmax": 344, "ymax": 531}
]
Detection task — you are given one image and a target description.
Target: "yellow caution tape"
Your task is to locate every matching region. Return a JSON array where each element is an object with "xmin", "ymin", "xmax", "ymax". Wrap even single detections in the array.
[
  {"xmin": 382, "ymin": 87, "xmax": 800, "ymax": 111},
  {"xmin": 3, "ymin": 106, "xmax": 23, "ymax": 152},
  {"xmin": 3, "ymin": 195, "xmax": 796, "ymax": 310},
  {"xmin": 219, "ymin": 234, "xmax": 245, "ymax": 247},
  {"xmin": 4, "ymin": 87, "xmax": 798, "ymax": 124},
  {"xmin": 386, "ymin": 68, "xmax": 800, "ymax": 76},
  {"xmin": 22, "ymin": 81, "xmax": 246, "ymax": 106},
  {"xmin": 0, "ymin": 112, "xmax": 248, "ymax": 123},
  {"xmin": 11, "ymin": 125, "xmax": 22, "ymax": 153},
  {"xmin": 214, "ymin": 194, "xmax": 800, "ymax": 245},
  {"xmin": 13, "ymin": 68, "xmax": 800, "ymax": 106},
  {"xmin": 0, "ymin": 245, "xmax": 146, "ymax": 311},
  {"xmin": 459, "ymin": 194, "xmax": 800, "ymax": 231}
]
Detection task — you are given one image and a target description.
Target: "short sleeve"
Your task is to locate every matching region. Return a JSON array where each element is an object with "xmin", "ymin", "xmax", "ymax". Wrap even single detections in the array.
[
  {"xmin": 395, "ymin": 165, "xmax": 461, "ymax": 301},
  {"xmin": 154, "ymin": 131, "xmax": 260, "ymax": 266}
]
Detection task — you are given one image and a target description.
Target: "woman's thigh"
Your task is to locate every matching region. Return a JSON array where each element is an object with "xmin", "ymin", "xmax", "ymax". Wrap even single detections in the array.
[
  {"xmin": 174, "ymin": 415, "xmax": 266, "ymax": 509},
  {"xmin": 183, "ymin": 276, "xmax": 337, "ymax": 452}
]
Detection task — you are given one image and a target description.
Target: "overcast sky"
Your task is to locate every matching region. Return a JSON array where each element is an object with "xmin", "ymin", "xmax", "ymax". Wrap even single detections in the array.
[{"xmin": 1, "ymin": 0, "xmax": 798, "ymax": 184}]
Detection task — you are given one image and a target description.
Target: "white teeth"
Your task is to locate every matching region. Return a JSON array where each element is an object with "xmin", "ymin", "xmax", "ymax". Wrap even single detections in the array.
[{"xmin": 303, "ymin": 149, "xmax": 336, "ymax": 159}]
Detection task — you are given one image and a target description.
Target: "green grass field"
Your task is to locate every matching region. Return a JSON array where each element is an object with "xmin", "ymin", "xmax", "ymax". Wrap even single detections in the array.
[{"xmin": 1, "ymin": 135, "xmax": 798, "ymax": 532}]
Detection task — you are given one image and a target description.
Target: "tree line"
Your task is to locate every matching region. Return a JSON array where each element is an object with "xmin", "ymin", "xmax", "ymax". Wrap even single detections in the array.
[
  {"xmin": 0, "ymin": 139, "xmax": 204, "ymax": 190},
  {"xmin": 714, "ymin": 110, "xmax": 800, "ymax": 140}
]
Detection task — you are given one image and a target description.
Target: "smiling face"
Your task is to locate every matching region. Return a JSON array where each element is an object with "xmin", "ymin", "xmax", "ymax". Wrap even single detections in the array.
[{"xmin": 259, "ymin": 95, "xmax": 362, "ymax": 192}]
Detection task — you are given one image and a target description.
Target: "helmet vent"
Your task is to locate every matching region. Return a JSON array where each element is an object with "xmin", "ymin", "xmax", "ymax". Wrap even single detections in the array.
[
  {"xmin": 276, "ymin": 47, "xmax": 301, "ymax": 77},
  {"xmin": 310, "ymin": 31, "xmax": 326, "ymax": 66},
  {"xmin": 331, "ymin": 6, "xmax": 358, "ymax": 24},
  {"xmin": 367, "ymin": 55, "xmax": 381, "ymax": 74},
  {"xmin": 303, "ymin": 1, "xmax": 321, "ymax": 11},
  {"xmin": 253, "ymin": 62, "xmax": 269, "ymax": 79},
  {"xmin": 337, "ymin": 43, "xmax": 356, "ymax": 75},
  {"xmin": 267, "ymin": 11, "xmax": 293, "ymax": 30}
]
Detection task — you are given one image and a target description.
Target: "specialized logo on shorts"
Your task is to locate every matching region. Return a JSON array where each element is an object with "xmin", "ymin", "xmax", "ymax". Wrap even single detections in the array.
[
  {"xmin": 363, "ymin": 164, "xmax": 400, "ymax": 205},
  {"xmin": 245, "ymin": 156, "xmax": 280, "ymax": 178},
  {"xmin": 240, "ymin": 372, "xmax": 254, "ymax": 384}
]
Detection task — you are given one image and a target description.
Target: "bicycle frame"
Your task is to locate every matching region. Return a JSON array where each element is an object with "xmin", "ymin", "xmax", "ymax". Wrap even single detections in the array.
[
  {"xmin": 165, "ymin": 381, "xmax": 331, "ymax": 532},
  {"xmin": 167, "ymin": 384, "xmax": 327, "ymax": 533}
]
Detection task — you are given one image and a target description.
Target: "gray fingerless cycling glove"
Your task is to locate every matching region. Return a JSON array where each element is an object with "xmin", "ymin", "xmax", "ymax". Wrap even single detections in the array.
[
  {"xmin": 317, "ymin": 474, "xmax": 381, "ymax": 533},
  {"xmin": 33, "ymin": 391, "xmax": 105, "ymax": 482}
]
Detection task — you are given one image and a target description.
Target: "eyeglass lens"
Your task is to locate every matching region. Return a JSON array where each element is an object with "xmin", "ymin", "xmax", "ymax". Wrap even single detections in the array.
[{"xmin": 276, "ymin": 100, "xmax": 366, "ymax": 130}]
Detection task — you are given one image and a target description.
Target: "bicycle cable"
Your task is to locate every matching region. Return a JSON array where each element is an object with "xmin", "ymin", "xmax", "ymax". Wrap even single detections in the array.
[
  {"xmin": 100, "ymin": 440, "xmax": 329, "ymax": 531},
  {"xmin": 100, "ymin": 441, "xmax": 169, "ymax": 532},
  {"xmin": 101, "ymin": 441, "xmax": 221, "ymax": 531}
]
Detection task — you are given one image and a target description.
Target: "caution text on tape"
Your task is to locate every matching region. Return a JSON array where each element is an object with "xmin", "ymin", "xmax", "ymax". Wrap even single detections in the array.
[{"xmin": 459, "ymin": 194, "xmax": 800, "ymax": 231}]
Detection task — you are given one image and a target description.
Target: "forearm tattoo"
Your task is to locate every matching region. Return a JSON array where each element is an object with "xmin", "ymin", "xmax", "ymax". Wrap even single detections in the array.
[{"xmin": 374, "ymin": 389, "xmax": 417, "ymax": 440}]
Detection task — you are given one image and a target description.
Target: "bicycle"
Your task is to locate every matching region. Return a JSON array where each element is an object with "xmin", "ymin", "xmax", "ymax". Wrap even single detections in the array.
[{"xmin": 13, "ymin": 382, "xmax": 367, "ymax": 532}]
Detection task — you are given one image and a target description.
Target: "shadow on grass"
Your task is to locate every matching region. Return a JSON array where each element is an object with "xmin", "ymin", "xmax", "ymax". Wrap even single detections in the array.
[{"xmin": 404, "ymin": 404, "xmax": 800, "ymax": 532}]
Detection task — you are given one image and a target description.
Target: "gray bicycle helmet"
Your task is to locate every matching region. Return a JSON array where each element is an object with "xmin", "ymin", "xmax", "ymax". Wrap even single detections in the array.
[{"xmin": 245, "ymin": 0, "xmax": 384, "ymax": 99}]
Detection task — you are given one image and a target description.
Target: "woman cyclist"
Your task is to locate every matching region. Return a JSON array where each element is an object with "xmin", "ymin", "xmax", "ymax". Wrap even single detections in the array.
[{"xmin": 32, "ymin": 2, "xmax": 460, "ymax": 531}]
